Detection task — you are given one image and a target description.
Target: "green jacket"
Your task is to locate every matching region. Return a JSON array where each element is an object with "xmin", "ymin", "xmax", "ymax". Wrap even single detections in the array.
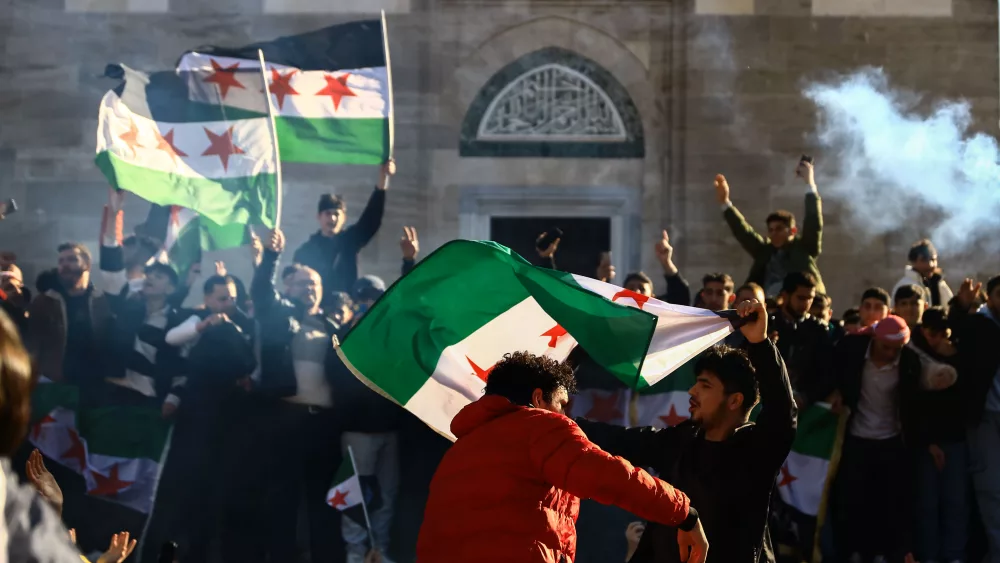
[{"xmin": 723, "ymin": 192, "xmax": 825, "ymax": 295}]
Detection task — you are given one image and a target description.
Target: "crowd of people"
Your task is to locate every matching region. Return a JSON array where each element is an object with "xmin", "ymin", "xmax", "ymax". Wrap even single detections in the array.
[{"xmin": 0, "ymin": 155, "xmax": 997, "ymax": 563}]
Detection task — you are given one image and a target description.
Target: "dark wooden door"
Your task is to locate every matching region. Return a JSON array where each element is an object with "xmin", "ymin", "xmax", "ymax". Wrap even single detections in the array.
[{"xmin": 489, "ymin": 217, "xmax": 611, "ymax": 277}]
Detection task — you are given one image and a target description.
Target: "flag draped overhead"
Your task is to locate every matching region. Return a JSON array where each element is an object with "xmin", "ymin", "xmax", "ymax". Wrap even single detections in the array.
[
  {"xmin": 177, "ymin": 20, "xmax": 390, "ymax": 165},
  {"xmin": 337, "ymin": 240, "xmax": 735, "ymax": 440},
  {"xmin": 96, "ymin": 64, "xmax": 278, "ymax": 230}
]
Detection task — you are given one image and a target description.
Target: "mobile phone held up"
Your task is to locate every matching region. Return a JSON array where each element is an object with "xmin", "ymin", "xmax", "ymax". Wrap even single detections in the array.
[
  {"xmin": 0, "ymin": 198, "xmax": 17, "ymax": 217},
  {"xmin": 536, "ymin": 227, "xmax": 563, "ymax": 251},
  {"xmin": 800, "ymin": 154, "xmax": 814, "ymax": 164}
]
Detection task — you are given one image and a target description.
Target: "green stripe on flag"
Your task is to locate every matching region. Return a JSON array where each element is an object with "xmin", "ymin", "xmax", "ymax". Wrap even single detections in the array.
[
  {"xmin": 30, "ymin": 383, "xmax": 79, "ymax": 424},
  {"xmin": 340, "ymin": 241, "xmax": 657, "ymax": 404},
  {"xmin": 790, "ymin": 404, "xmax": 839, "ymax": 459},
  {"xmin": 275, "ymin": 116, "xmax": 388, "ymax": 165},
  {"xmin": 96, "ymin": 152, "xmax": 278, "ymax": 229},
  {"xmin": 78, "ymin": 406, "xmax": 171, "ymax": 460},
  {"xmin": 332, "ymin": 457, "xmax": 354, "ymax": 484}
]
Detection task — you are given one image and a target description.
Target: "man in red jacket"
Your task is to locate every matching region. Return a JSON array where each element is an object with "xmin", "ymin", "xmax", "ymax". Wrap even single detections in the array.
[{"xmin": 417, "ymin": 352, "xmax": 707, "ymax": 563}]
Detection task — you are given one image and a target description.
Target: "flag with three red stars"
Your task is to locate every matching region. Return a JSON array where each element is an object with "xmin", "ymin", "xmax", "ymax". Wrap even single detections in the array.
[
  {"xmin": 95, "ymin": 61, "xmax": 278, "ymax": 230},
  {"xmin": 177, "ymin": 20, "xmax": 390, "ymax": 165},
  {"xmin": 27, "ymin": 380, "xmax": 171, "ymax": 514},
  {"xmin": 336, "ymin": 240, "xmax": 738, "ymax": 441}
]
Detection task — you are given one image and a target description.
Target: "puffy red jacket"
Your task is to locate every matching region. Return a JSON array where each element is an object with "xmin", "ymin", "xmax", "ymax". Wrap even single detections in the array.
[{"xmin": 416, "ymin": 395, "xmax": 691, "ymax": 563}]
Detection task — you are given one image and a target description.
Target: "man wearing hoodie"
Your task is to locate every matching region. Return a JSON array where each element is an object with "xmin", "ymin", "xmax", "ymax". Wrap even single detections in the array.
[
  {"xmin": 891, "ymin": 239, "xmax": 954, "ymax": 308},
  {"xmin": 293, "ymin": 160, "xmax": 395, "ymax": 306},
  {"xmin": 417, "ymin": 351, "xmax": 708, "ymax": 563},
  {"xmin": 950, "ymin": 275, "xmax": 1000, "ymax": 562},
  {"xmin": 578, "ymin": 300, "xmax": 797, "ymax": 563}
]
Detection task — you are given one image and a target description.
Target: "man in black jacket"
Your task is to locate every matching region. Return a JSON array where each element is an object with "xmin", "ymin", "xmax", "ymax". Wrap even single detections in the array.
[
  {"xmin": 770, "ymin": 272, "xmax": 835, "ymax": 406},
  {"xmin": 253, "ymin": 227, "xmax": 347, "ymax": 563},
  {"xmin": 293, "ymin": 159, "xmax": 395, "ymax": 306},
  {"xmin": 950, "ymin": 274, "xmax": 1000, "ymax": 562},
  {"xmin": 829, "ymin": 315, "xmax": 921, "ymax": 563},
  {"xmin": 579, "ymin": 299, "xmax": 797, "ymax": 563}
]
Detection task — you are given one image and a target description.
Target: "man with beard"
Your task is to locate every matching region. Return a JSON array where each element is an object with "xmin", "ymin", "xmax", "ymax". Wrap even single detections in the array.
[
  {"xmin": 26, "ymin": 242, "xmax": 112, "ymax": 386},
  {"xmin": 252, "ymin": 228, "xmax": 347, "ymax": 563},
  {"xmin": 578, "ymin": 299, "xmax": 797, "ymax": 563}
]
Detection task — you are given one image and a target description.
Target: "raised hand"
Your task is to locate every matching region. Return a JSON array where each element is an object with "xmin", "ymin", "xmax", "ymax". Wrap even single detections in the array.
[
  {"xmin": 378, "ymin": 158, "xmax": 397, "ymax": 191},
  {"xmin": 108, "ymin": 187, "xmax": 126, "ymax": 212},
  {"xmin": 97, "ymin": 531, "xmax": 137, "ymax": 563},
  {"xmin": 714, "ymin": 174, "xmax": 730, "ymax": 205},
  {"xmin": 266, "ymin": 228, "xmax": 286, "ymax": 254},
  {"xmin": 596, "ymin": 252, "xmax": 615, "ymax": 283},
  {"xmin": 796, "ymin": 158, "xmax": 816, "ymax": 188},
  {"xmin": 957, "ymin": 278, "xmax": 982, "ymax": 309},
  {"xmin": 214, "ymin": 261, "xmax": 227, "ymax": 277},
  {"xmin": 400, "ymin": 226, "xmax": 419, "ymax": 261},
  {"xmin": 738, "ymin": 299, "xmax": 768, "ymax": 344},
  {"xmin": 655, "ymin": 229, "xmax": 678, "ymax": 275},
  {"xmin": 249, "ymin": 229, "xmax": 264, "ymax": 266},
  {"xmin": 26, "ymin": 449, "xmax": 63, "ymax": 515},
  {"xmin": 536, "ymin": 234, "xmax": 560, "ymax": 259}
]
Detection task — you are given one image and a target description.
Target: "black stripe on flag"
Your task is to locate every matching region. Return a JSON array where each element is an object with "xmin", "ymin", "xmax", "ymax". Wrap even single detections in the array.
[{"xmin": 184, "ymin": 20, "xmax": 385, "ymax": 72}]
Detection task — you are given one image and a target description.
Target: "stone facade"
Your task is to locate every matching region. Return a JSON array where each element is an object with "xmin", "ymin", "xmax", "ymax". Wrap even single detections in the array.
[{"xmin": 0, "ymin": 0, "xmax": 997, "ymax": 310}]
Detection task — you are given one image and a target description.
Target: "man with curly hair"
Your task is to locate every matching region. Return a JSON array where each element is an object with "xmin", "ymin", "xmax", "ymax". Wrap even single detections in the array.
[{"xmin": 417, "ymin": 352, "xmax": 707, "ymax": 563}]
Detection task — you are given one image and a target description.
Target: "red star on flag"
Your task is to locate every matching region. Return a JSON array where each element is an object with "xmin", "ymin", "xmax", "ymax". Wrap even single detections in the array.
[
  {"xmin": 152, "ymin": 129, "xmax": 187, "ymax": 164},
  {"xmin": 328, "ymin": 488, "xmax": 349, "ymax": 508},
  {"xmin": 315, "ymin": 73, "xmax": 356, "ymax": 111},
  {"xmin": 777, "ymin": 463, "xmax": 797, "ymax": 487},
  {"xmin": 60, "ymin": 428, "xmax": 87, "ymax": 471},
  {"xmin": 466, "ymin": 357, "xmax": 495, "ymax": 382},
  {"xmin": 541, "ymin": 325, "xmax": 568, "ymax": 348},
  {"xmin": 202, "ymin": 59, "xmax": 245, "ymax": 99},
  {"xmin": 30, "ymin": 414, "xmax": 57, "ymax": 441},
  {"xmin": 119, "ymin": 118, "xmax": 142, "ymax": 157},
  {"xmin": 201, "ymin": 126, "xmax": 245, "ymax": 171},
  {"xmin": 267, "ymin": 68, "xmax": 299, "ymax": 110},
  {"xmin": 585, "ymin": 391, "xmax": 623, "ymax": 423},
  {"xmin": 657, "ymin": 404, "xmax": 688, "ymax": 427},
  {"xmin": 612, "ymin": 289, "xmax": 650, "ymax": 310},
  {"xmin": 88, "ymin": 464, "xmax": 134, "ymax": 497}
]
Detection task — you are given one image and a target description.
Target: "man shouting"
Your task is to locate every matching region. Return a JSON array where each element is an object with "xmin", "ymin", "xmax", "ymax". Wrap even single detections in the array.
[
  {"xmin": 417, "ymin": 352, "xmax": 708, "ymax": 563},
  {"xmin": 579, "ymin": 299, "xmax": 797, "ymax": 563}
]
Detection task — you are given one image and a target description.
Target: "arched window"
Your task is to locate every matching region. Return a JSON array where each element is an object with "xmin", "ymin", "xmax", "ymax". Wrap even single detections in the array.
[{"xmin": 460, "ymin": 47, "xmax": 644, "ymax": 158}]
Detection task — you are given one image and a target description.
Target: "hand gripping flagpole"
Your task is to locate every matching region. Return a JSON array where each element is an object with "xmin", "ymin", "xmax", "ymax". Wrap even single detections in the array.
[
  {"xmin": 257, "ymin": 49, "xmax": 283, "ymax": 229},
  {"xmin": 347, "ymin": 445, "xmax": 378, "ymax": 553},
  {"xmin": 380, "ymin": 10, "xmax": 395, "ymax": 191}
]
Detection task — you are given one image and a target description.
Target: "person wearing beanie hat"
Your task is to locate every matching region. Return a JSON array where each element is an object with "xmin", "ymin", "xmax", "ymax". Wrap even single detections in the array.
[
  {"xmin": 829, "ymin": 313, "xmax": 923, "ymax": 563},
  {"xmin": 292, "ymin": 159, "xmax": 396, "ymax": 308},
  {"xmin": 891, "ymin": 238, "xmax": 954, "ymax": 307}
]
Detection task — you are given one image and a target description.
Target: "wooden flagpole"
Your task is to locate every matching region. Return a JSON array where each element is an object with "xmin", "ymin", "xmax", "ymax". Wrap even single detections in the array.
[
  {"xmin": 380, "ymin": 10, "xmax": 395, "ymax": 191},
  {"xmin": 257, "ymin": 49, "xmax": 283, "ymax": 229}
]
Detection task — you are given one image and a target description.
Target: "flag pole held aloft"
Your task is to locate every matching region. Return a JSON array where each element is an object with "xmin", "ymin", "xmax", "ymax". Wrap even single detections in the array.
[{"xmin": 257, "ymin": 49, "xmax": 283, "ymax": 229}]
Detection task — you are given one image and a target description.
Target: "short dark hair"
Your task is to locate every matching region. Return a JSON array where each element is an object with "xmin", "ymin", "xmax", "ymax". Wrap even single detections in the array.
[
  {"xmin": 702, "ymin": 272, "xmax": 734, "ymax": 291},
  {"xmin": 893, "ymin": 283, "xmax": 924, "ymax": 303},
  {"xmin": 281, "ymin": 265, "xmax": 298, "ymax": 281},
  {"xmin": 693, "ymin": 344, "xmax": 759, "ymax": 414},
  {"xmin": 737, "ymin": 282, "xmax": 764, "ymax": 298},
  {"xmin": 57, "ymin": 242, "xmax": 91, "ymax": 268},
  {"xmin": 861, "ymin": 287, "xmax": 891, "ymax": 307},
  {"xmin": 317, "ymin": 194, "xmax": 345, "ymax": 214},
  {"xmin": 987, "ymin": 274, "xmax": 1000, "ymax": 297},
  {"xmin": 144, "ymin": 262, "xmax": 179, "ymax": 288},
  {"xmin": 203, "ymin": 274, "xmax": 236, "ymax": 296},
  {"xmin": 484, "ymin": 351, "xmax": 577, "ymax": 408},
  {"xmin": 921, "ymin": 306, "xmax": 949, "ymax": 333},
  {"xmin": 328, "ymin": 291, "xmax": 354, "ymax": 311},
  {"xmin": 812, "ymin": 293, "xmax": 831, "ymax": 308},
  {"xmin": 907, "ymin": 239, "xmax": 937, "ymax": 263},
  {"xmin": 766, "ymin": 210, "xmax": 796, "ymax": 229},
  {"xmin": 781, "ymin": 272, "xmax": 817, "ymax": 296},
  {"xmin": 842, "ymin": 308, "xmax": 861, "ymax": 324},
  {"xmin": 623, "ymin": 272, "xmax": 653, "ymax": 289}
]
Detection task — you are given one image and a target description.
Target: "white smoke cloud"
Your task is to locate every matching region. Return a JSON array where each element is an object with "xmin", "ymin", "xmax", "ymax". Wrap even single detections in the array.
[{"xmin": 803, "ymin": 68, "xmax": 1000, "ymax": 259}]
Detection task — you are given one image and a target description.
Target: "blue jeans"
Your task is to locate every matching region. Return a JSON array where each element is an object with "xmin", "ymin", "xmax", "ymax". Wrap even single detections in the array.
[
  {"xmin": 970, "ymin": 411, "xmax": 1000, "ymax": 563},
  {"xmin": 914, "ymin": 441, "xmax": 969, "ymax": 562}
]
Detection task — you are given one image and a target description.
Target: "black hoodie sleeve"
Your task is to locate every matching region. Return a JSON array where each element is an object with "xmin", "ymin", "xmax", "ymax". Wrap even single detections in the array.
[
  {"xmin": 658, "ymin": 272, "xmax": 692, "ymax": 306},
  {"xmin": 345, "ymin": 188, "xmax": 386, "ymax": 251},
  {"xmin": 745, "ymin": 339, "xmax": 798, "ymax": 475},
  {"xmin": 251, "ymin": 249, "xmax": 282, "ymax": 317}
]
